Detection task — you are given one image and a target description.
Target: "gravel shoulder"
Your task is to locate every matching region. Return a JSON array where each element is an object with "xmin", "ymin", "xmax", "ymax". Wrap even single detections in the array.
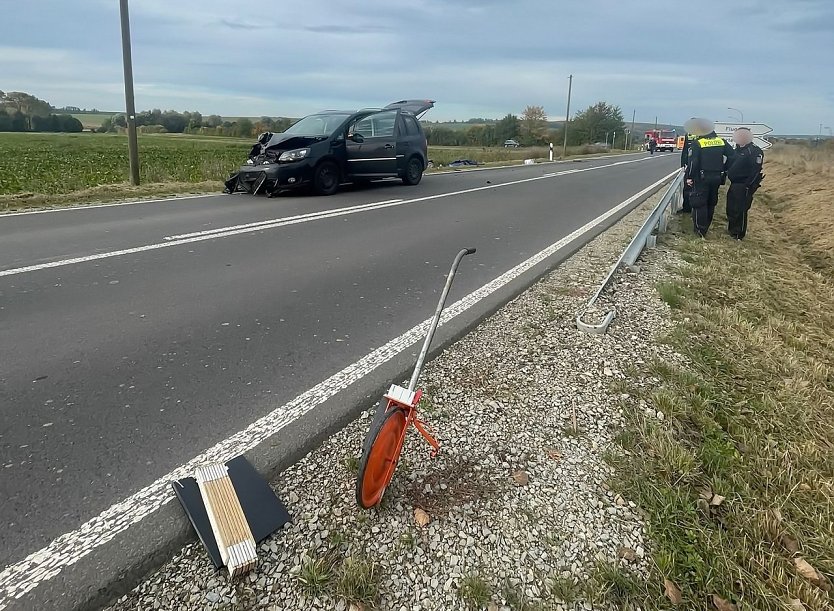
[{"xmin": 106, "ymin": 189, "xmax": 682, "ymax": 611}]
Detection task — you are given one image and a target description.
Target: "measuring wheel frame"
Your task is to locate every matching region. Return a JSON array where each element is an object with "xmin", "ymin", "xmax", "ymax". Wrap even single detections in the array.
[{"xmin": 355, "ymin": 248, "xmax": 476, "ymax": 509}]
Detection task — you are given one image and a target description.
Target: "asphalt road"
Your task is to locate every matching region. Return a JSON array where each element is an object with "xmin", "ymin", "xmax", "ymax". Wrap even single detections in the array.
[{"xmin": 0, "ymin": 152, "xmax": 680, "ymax": 608}]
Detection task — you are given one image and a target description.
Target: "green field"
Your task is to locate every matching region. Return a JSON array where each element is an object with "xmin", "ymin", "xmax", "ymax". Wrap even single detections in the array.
[
  {"xmin": 0, "ymin": 132, "xmax": 250, "ymax": 199},
  {"xmin": 0, "ymin": 132, "xmax": 627, "ymax": 210}
]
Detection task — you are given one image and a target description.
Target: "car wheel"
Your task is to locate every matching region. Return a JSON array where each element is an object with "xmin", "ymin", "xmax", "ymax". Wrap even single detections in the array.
[
  {"xmin": 313, "ymin": 161, "xmax": 340, "ymax": 196},
  {"xmin": 402, "ymin": 157, "xmax": 423, "ymax": 186}
]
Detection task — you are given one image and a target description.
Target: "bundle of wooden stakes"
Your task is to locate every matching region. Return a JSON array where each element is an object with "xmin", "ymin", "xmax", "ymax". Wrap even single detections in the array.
[{"xmin": 195, "ymin": 463, "xmax": 258, "ymax": 577}]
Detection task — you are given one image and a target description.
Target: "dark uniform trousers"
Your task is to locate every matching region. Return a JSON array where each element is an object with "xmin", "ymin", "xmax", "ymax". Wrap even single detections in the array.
[
  {"xmin": 690, "ymin": 173, "xmax": 721, "ymax": 237},
  {"xmin": 726, "ymin": 183, "xmax": 752, "ymax": 239}
]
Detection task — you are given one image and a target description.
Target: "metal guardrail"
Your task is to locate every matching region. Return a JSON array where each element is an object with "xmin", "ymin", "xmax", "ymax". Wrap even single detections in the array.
[{"xmin": 576, "ymin": 169, "xmax": 685, "ymax": 334}]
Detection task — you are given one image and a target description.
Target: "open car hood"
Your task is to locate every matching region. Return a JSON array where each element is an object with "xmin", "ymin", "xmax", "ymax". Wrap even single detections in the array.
[{"xmin": 384, "ymin": 99, "xmax": 435, "ymax": 117}]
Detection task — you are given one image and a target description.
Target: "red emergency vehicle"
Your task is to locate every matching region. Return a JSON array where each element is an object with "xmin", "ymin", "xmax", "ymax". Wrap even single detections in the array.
[{"xmin": 644, "ymin": 129, "xmax": 678, "ymax": 152}]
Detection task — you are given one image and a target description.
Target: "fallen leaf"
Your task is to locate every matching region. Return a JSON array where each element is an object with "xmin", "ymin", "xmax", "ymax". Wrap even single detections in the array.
[
  {"xmin": 487, "ymin": 603, "xmax": 500, "ymax": 611},
  {"xmin": 617, "ymin": 547, "xmax": 637, "ymax": 562},
  {"xmin": 664, "ymin": 578, "xmax": 683, "ymax": 605},
  {"xmin": 780, "ymin": 534, "xmax": 800, "ymax": 555},
  {"xmin": 788, "ymin": 599, "xmax": 806, "ymax": 611},
  {"xmin": 512, "ymin": 470, "xmax": 530, "ymax": 486},
  {"xmin": 799, "ymin": 483, "xmax": 811, "ymax": 491},
  {"xmin": 414, "ymin": 507, "xmax": 431, "ymax": 528},
  {"xmin": 794, "ymin": 557, "xmax": 827, "ymax": 589},
  {"xmin": 349, "ymin": 604, "xmax": 365, "ymax": 611},
  {"xmin": 698, "ymin": 487, "xmax": 714, "ymax": 501},
  {"xmin": 696, "ymin": 498, "xmax": 711, "ymax": 514},
  {"xmin": 711, "ymin": 594, "xmax": 738, "ymax": 611},
  {"xmin": 545, "ymin": 448, "xmax": 562, "ymax": 460},
  {"xmin": 710, "ymin": 494, "xmax": 726, "ymax": 507}
]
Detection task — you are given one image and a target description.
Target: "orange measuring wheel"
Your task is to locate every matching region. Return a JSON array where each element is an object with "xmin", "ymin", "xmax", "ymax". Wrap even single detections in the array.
[
  {"xmin": 356, "ymin": 401, "xmax": 409, "ymax": 509},
  {"xmin": 355, "ymin": 248, "xmax": 476, "ymax": 509}
]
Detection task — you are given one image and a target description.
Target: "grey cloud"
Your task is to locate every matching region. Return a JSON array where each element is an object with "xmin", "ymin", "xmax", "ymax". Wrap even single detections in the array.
[{"xmin": 303, "ymin": 25, "xmax": 392, "ymax": 34}]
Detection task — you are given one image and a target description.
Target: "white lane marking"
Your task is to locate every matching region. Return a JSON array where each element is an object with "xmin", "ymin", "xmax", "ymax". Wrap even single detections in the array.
[
  {"xmin": 0, "ymin": 193, "xmax": 223, "ymax": 218},
  {"xmin": 164, "ymin": 199, "xmax": 405, "ymax": 240},
  {"xmin": 0, "ymin": 156, "xmax": 664, "ymax": 279},
  {"xmin": 0, "ymin": 152, "xmax": 654, "ymax": 218},
  {"xmin": 428, "ymin": 151, "xmax": 648, "ymax": 175},
  {"xmin": 0, "ymin": 167, "xmax": 680, "ymax": 607}
]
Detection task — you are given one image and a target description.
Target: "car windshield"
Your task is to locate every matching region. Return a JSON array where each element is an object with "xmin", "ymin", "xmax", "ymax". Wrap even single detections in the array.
[{"xmin": 284, "ymin": 113, "xmax": 351, "ymax": 136}]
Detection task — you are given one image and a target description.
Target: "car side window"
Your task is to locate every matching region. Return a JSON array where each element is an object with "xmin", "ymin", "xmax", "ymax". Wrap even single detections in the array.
[
  {"xmin": 350, "ymin": 110, "xmax": 397, "ymax": 139},
  {"xmin": 402, "ymin": 116, "xmax": 420, "ymax": 136}
]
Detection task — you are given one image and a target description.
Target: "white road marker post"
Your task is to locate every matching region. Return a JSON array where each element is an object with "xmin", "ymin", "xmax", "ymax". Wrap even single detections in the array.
[{"xmin": 549, "ymin": 142, "xmax": 554, "ymax": 162}]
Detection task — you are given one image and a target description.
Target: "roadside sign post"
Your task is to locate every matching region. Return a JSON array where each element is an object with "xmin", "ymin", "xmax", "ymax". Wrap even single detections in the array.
[
  {"xmin": 549, "ymin": 142, "xmax": 553, "ymax": 162},
  {"xmin": 713, "ymin": 122, "xmax": 773, "ymax": 150}
]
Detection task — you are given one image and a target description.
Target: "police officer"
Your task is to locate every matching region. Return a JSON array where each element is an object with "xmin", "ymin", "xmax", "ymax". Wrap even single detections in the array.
[
  {"xmin": 725, "ymin": 127, "xmax": 764, "ymax": 240},
  {"xmin": 685, "ymin": 118, "xmax": 735, "ymax": 237}
]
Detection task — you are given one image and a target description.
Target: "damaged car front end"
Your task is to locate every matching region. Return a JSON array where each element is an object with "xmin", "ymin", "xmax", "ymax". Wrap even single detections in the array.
[{"xmin": 224, "ymin": 132, "xmax": 327, "ymax": 196}]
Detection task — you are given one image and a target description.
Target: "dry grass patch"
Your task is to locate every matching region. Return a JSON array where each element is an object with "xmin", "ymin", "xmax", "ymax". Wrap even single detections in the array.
[{"xmin": 610, "ymin": 179, "xmax": 834, "ymax": 609}]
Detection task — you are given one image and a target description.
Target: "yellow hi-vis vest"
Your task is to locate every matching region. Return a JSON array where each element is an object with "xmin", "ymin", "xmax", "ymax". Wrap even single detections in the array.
[{"xmin": 697, "ymin": 137, "xmax": 726, "ymax": 148}]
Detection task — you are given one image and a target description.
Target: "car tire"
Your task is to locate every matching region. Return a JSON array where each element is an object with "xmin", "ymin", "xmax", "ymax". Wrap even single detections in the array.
[
  {"xmin": 313, "ymin": 161, "xmax": 340, "ymax": 196},
  {"xmin": 402, "ymin": 157, "xmax": 423, "ymax": 186}
]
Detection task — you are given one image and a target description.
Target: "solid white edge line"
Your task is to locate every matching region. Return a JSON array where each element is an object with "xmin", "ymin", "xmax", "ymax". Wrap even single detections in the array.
[
  {"xmin": 0, "ymin": 166, "xmax": 680, "ymax": 607},
  {"xmin": 0, "ymin": 152, "xmax": 654, "ymax": 219},
  {"xmin": 0, "ymin": 156, "xmax": 662, "ymax": 278},
  {"xmin": 0, "ymin": 193, "xmax": 223, "ymax": 218}
]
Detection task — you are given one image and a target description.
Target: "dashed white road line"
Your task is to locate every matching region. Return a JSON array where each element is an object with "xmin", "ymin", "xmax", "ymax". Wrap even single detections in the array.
[
  {"xmin": 0, "ymin": 167, "xmax": 680, "ymax": 608},
  {"xmin": 0, "ymin": 156, "xmax": 662, "ymax": 279}
]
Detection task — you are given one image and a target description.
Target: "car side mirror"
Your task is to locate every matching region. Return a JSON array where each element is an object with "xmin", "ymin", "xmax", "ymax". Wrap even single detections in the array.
[{"xmin": 350, "ymin": 133, "xmax": 365, "ymax": 143}]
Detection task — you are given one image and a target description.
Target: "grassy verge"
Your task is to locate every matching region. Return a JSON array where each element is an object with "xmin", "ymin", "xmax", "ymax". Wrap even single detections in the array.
[
  {"xmin": 609, "ymin": 147, "xmax": 834, "ymax": 609},
  {"xmin": 0, "ymin": 132, "xmax": 635, "ymax": 212}
]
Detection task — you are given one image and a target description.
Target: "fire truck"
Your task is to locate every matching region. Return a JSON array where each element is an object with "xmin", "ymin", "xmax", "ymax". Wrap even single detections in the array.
[{"xmin": 644, "ymin": 128, "xmax": 678, "ymax": 152}]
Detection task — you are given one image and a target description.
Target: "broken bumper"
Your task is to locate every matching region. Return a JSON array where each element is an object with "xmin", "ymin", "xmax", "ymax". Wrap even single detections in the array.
[{"xmin": 229, "ymin": 161, "xmax": 315, "ymax": 194}]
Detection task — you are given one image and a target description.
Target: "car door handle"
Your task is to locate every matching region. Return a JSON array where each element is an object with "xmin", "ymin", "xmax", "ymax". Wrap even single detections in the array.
[{"xmin": 384, "ymin": 144, "xmax": 394, "ymax": 149}]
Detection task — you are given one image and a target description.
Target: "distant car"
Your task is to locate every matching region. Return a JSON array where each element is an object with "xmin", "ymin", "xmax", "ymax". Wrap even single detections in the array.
[
  {"xmin": 503, "ymin": 139, "xmax": 521, "ymax": 148},
  {"xmin": 224, "ymin": 99, "xmax": 435, "ymax": 196}
]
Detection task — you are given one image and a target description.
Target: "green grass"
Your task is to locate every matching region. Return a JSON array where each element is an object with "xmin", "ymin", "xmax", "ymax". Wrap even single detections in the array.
[
  {"xmin": 608, "ymin": 198, "xmax": 834, "ymax": 609},
  {"xmin": 297, "ymin": 553, "xmax": 337, "ymax": 597},
  {"xmin": 0, "ymin": 132, "xmax": 249, "ymax": 202},
  {"xmin": 0, "ymin": 131, "xmax": 632, "ymax": 211},
  {"xmin": 335, "ymin": 556, "xmax": 381, "ymax": 607},
  {"xmin": 458, "ymin": 573, "xmax": 492, "ymax": 609}
]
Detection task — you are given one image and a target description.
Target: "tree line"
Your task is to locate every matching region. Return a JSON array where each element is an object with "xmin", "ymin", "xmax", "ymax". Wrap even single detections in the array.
[
  {"xmin": 0, "ymin": 90, "xmax": 630, "ymax": 146},
  {"xmin": 0, "ymin": 91, "xmax": 83, "ymax": 132},
  {"xmin": 100, "ymin": 111, "xmax": 296, "ymax": 138},
  {"xmin": 425, "ymin": 102, "xmax": 627, "ymax": 148}
]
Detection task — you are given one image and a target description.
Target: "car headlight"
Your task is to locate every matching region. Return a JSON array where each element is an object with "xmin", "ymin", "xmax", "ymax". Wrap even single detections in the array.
[{"xmin": 278, "ymin": 148, "xmax": 311, "ymax": 162}]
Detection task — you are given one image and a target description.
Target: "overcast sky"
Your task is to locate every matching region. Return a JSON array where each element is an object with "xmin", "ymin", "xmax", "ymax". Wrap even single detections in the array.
[{"xmin": 2, "ymin": 0, "xmax": 832, "ymax": 134}]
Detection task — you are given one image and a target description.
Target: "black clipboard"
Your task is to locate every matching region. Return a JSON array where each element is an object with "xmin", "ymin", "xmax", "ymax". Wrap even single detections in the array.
[{"xmin": 172, "ymin": 455, "xmax": 291, "ymax": 569}]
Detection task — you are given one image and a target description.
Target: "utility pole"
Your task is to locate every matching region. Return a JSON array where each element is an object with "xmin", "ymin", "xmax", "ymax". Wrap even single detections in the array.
[
  {"xmin": 119, "ymin": 0, "xmax": 140, "ymax": 185},
  {"xmin": 630, "ymin": 109, "xmax": 636, "ymax": 150},
  {"xmin": 562, "ymin": 74, "xmax": 573, "ymax": 159}
]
